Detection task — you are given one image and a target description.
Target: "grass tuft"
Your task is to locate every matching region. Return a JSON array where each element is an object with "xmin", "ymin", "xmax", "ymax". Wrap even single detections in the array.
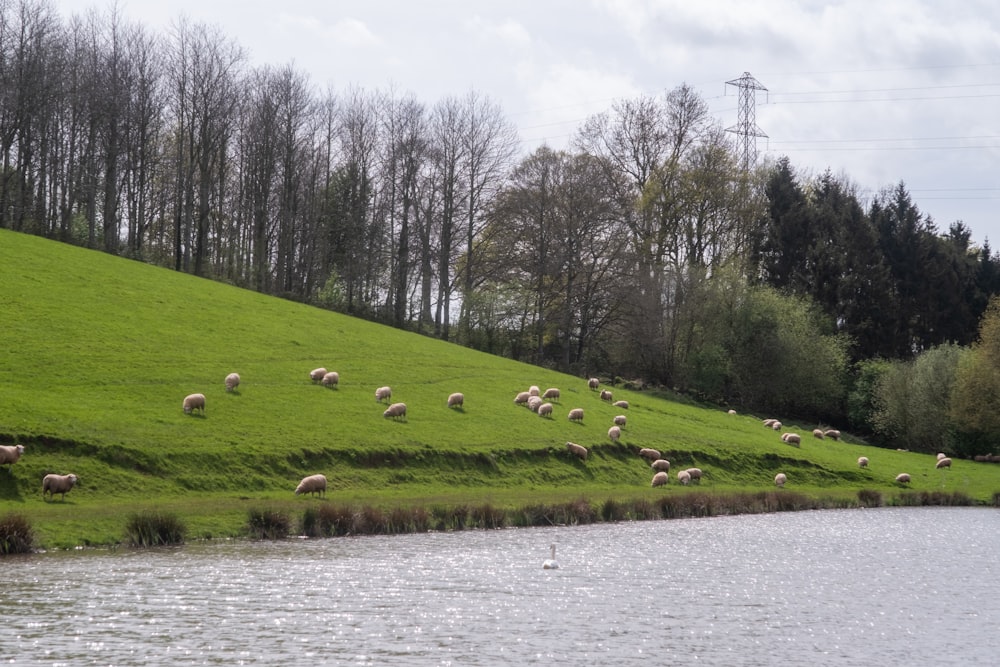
[
  {"xmin": 124, "ymin": 512, "xmax": 186, "ymax": 547},
  {"xmin": 0, "ymin": 513, "xmax": 34, "ymax": 555},
  {"xmin": 246, "ymin": 508, "xmax": 291, "ymax": 540}
]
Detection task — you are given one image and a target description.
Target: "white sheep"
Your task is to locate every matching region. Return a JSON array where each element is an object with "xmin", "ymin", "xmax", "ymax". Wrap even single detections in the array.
[
  {"xmin": 183, "ymin": 393, "xmax": 206, "ymax": 415},
  {"xmin": 565, "ymin": 442, "xmax": 588, "ymax": 460},
  {"xmin": 771, "ymin": 421, "xmax": 782, "ymax": 431},
  {"xmin": 514, "ymin": 391, "xmax": 530, "ymax": 405},
  {"xmin": 651, "ymin": 471, "xmax": 669, "ymax": 487},
  {"xmin": 542, "ymin": 388, "xmax": 560, "ymax": 400},
  {"xmin": 936, "ymin": 452, "xmax": 946, "ymax": 460},
  {"xmin": 614, "ymin": 415, "xmax": 627, "ymax": 427},
  {"xmin": 383, "ymin": 402, "xmax": 407, "ymax": 420},
  {"xmin": 527, "ymin": 396, "xmax": 543, "ymax": 413},
  {"xmin": 774, "ymin": 472, "xmax": 787, "ymax": 487},
  {"xmin": 310, "ymin": 367, "xmax": 327, "ymax": 382},
  {"xmin": 812, "ymin": 428, "xmax": 825, "ymax": 439},
  {"xmin": 42, "ymin": 473, "xmax": 78, "ymax": 500},
  {"xmin": 858, "ymin": 456, "xmax": 869, "ymax": 468},
  {"xmin": 677, "ymin": 470, "xmax": 691, "ymax": 485},
  {"xmin": 528, "ymin": 385, "xmax": 540, "ymax": 396},
  {"xmin": 651, "ymin": 459, "xmax": 670, "ymax": 473},
  {"xmin": 686, "ymin": 467, "xmax": 703, "ymax": 482},
  {"xmin": 567, "ymin": 408, "xmax": 584, "ymax": 422},
  {"xmin": 295, "ymin": 474, "xmax": 327, "ymax": 497},
  {"xmin": 588, "ymin": 377, "xmax": 600, "ymax": 390},
  {"xmin": 608, "ymin": 425, "xmax": 621, "ymax": 442},
  {"xmin": 782, "ymin": 433, "xmax": 801, "ymax": 447},
  {"xmin": 0, "ymin": 444, "xmax": 25, "ymax": 470},
  {"xmin": 375, "ymin": 386, "xmax": 392, "ymax": 403},
  {"xmin": 225, "ymin": 372, "xmax": 241, "ymax": 392},
  {"xmin": 638, "ymin": 448, "xmax": 661, "ymax": 462},
  {"xmin": 763, "ymin": 418, "xmax": 777, "ymax": 427},
  {"xmin": 895, "ymin": 473, "xmax": 911, "ymax": 484},
  {"xmin": 447, "ymin": 392, "xmax": 464, "ymax": 409},
  {"xmin": 613, "ymin": 400, "xmax": 629, "ymax": 409},
  {"xmin": 825, "ymin": 429, "xmax": 841, "ymax": 440},
  {"xmin": 600, "ymin": 389, "xmax": 613, "ymax": 402},
  {"xmin": 322, "ymin": 371, "xmax": 339, "ymax": 388},
  {"xmin": 936, "ymin": 457, "xmax": 952, "ymax": 469},
  {"xmin": 538, "ymin": 402, "xmax": 554, "ymax": 418},
  {"xmin": 727, "ymin": 409, "xmax": 737, "ymax": 415}
]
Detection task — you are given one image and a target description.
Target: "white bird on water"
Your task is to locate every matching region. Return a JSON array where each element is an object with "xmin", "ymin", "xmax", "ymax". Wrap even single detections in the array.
[{"xmin": 543, "ymin": 543, "xmax": 559, "ymax": 569}]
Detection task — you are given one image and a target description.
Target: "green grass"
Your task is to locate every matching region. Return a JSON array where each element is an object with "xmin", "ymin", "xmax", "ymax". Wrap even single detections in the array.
[{"xmin": 1, "ymin": 228, "xmax": 999, "ymax": 549}]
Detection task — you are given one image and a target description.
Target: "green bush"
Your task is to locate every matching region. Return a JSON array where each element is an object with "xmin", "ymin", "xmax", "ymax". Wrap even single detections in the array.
[
  {"xmin": 124, "ymin": 512, "xmax": 186, "ymax": 547},
  {"xmin": 0, "ymin": 513, "xmax": 34, "ymax": 555}
]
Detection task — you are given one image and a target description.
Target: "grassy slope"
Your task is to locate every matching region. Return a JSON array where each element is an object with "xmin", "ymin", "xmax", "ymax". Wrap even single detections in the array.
[{"xmin": 1, "ymin": 229, "xmax": 997, "ymax": 548}]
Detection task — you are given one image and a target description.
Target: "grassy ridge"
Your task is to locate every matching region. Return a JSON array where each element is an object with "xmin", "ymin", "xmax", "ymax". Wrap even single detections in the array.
[{"xmin": 1, "ymin": 229, "xmax": 998, "ymax": 548}]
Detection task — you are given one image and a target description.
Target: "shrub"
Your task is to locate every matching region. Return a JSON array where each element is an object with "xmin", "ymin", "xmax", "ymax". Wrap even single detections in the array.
[
  {"xmin": 246, "ymin": 508, "xmax": 290, "ymax": 540},
  {"xmin": 124, "ymin": 512, "xmax": 186, "ymax": 547},
  {"xmin": 0, "ymin": 513, "xmax": 34, "ymax": 555},
  {"xmin": 857, "ymin": 488, "xmax": 884, "ymax": 507}
]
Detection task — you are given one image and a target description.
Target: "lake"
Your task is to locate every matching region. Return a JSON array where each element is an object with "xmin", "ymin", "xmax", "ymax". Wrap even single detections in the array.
[{"xmin": 2, "ymin": 507, "xmax": 998, "ymax": 665}]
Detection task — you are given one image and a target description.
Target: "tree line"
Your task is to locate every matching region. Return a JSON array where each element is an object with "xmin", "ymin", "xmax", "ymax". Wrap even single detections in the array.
[{"xmin": 3, "ymin": 0, "xmax": 999, "ymax": 450}]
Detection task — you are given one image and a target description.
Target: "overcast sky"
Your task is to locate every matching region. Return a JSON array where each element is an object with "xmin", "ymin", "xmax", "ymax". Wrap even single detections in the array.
[{"xmin": 54, "ymin": 0, "xmax": 1000, "ymax": 246}]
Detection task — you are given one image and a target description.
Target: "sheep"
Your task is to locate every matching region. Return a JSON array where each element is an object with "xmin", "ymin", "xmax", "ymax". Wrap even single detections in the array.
[
  {"xmin": 528, "ymin": 396, "xmax": 543, "ymax": 413},
  {"xmin": 727, "ymin": 409, "xmax": 737, "ymax": 415},
  {"xmin": 774, "ymin": 472, "xmax": 787, "ymax": 487},
  {"xmin": 295, "ymin": 474, "xmax": 327, "ymax": 497},
  {"xmin": 588, "ymin": 377, "xmax": 600, "ymax": 390},
  {"xmin": 638, "ymin": 448, "xmax": 661, "ymax": 463},
  {"xmin": 542, "ymin": 388, "xmax": 560, "ymax": 400},
  {"xmin": 42, "ymin": 473, "xmax": 78, "ymax": 500},
  {"xmin": 686, "ymin": 467, "xmax": 703, "ymax": 482},
  {"xmin": 782, "ymin": 433, "xmax": 801, "ymax": 447},
  {"xmin": 825, "ymin": 429, "xmax": 841, "ymax": 440},
  {"xmin": 447, "ymin": 392, "xmax": 464, "ymax": 409},
  {"xmin": 613, "ymin": 400, "xmax": 629, "ymax": 409},
  {"xmin": 183, "ymin": 393, "xmax": 206, "ymax": 415},
  {"xmin": 608, "ymin": 425, "xmax": 621, "ymax": 442},
  {"xmin": 763, "ymin": 418, "xmax": 777, "ymax": 428},
  {"xmin": 567, "ymin": 408, "xmax": 585, "ymax": 423},
  {"xmin": 322, "ymin": 371, "xmax": 339, "ymax": 388},
  {"xmin": 538, "ymin": 402, "xmax": 554, "ymax": 418},
  {"xmin": 936, "ymin": 452, "xmax": 947, "ymax": 460},
  {"xmin": 651, "ymin": 459, "xmax": 671, "ymax": 473},
  {"xmin": 677, "ymin": 470, "xmax": 691, "ymax": 485},
  {"xmin": 383, "ymin": 402, "xmax": 407, "ymax": 421},
  {"xmin": 614, "ymin": 415, "xmax": 627, "ymax": 427},
  {"xmin": 895, "ymin": 473, "xmax": 911, "ymax": 484},
  {"xmin": 600, "ymin": 389, "xmax": 613, "ymax": 402},
  {"xmin": 528, "ymin": 385, "xmax": 540, "ymax": 397},
  {"xmin": 771, "ymin": 421, "xmax": 782, "ymax": 431},
  {"xmin": 565, "ymin": 442, "xmax": 588, "ymax": 460},
  {"xmin": 375, "ymin": 386, "xmax": 392, "ymax": 403},
  {"xmin": 858, "ymin": 456, "xmax": 869, "ymax": 468},
  {"xmin": 0, "ymin": 444, "xmax": 25, "ymax": 470},
  {"xmin": 225, "ymin": 372, "xmax": 241, "ymax": 392},
  {"xmin": 514, "ymin": 391, "xmax": 530, "ymax": 405},
  {"xmin": 812, "ymin": 429, "xmax": 825, "ymax": 439},
  {"xmin": 936, "ymin": 457, "xmax": 952, "ymax": 469},
  {"xmin": 310, "ymin": 367, "xmax": 327, "ymax": 382},
  {"xmin": 651, "ymin": 471, "xmax": 669, "ymax": 487}
]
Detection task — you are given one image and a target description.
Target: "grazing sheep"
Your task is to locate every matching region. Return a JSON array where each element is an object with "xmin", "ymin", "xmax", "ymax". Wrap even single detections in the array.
[
  {"xmin": 42, "ymin": 473, "xmax": 78, "ymax": 500},
  {"xmin": 825, "ymin": 429, "xmax": 841, "ymax": 440},
  {"xmin": 686, "ymin": 468, "xmax": 703, "ymax": 482},
  {"xmin": 542, "ymin": 388, "xmax": 560, "ymax": 400},
  {"xmin": 651, "ymin": 459, "xmax": 671, "ymax": 473},
  {"xmin": 527, "ymin": 396, "xmax": 543, "ymax": 413},
  {"xmin": 936, "ymin": 457, "xmax": 952, "ymax": 469},
  {"xmin": 588, "ymin": 377, "xmax": 600, "ymax": 390},
  {"xmin": 727, "ymin": 409, "xmax": 737, "ymax": 415},
  {"xmin": 782, "ymin": 433, "xmax": 801, "ymax": 447},
  {"xmin": 771, "ymin": 421, "xmax": 782, "ymax": 431},
  {"xmin": 448, "ymin": 392, "xmax": 464, "ymax": 409},
  {"xmin": 225, "ymin": 372, "xmax": 241, "ymax": 392},
  {"xmin": 183, "ymin": 393, "xmax": 206, "ymax": 415},
  {"xmin": 538, "ymin": 402, "xmax": 554, "ymax": 418},
  {"xmin": 936, "ymin": 452, "xmax": 946, "ymax": 461},
  {"xmin": 295, "ymin": 474, "xmax": 327, "ymax": 497},
  {"xmin": 568, "ymin": 408, "xmax": 585, "ymax": 423},
  {"xmin": 895, "ymin": 473, "xmax": 911, "ymax": 484},
  {"xmin": 614, "ymin": 415, "xmax": 627, "ymax": 427},
  {"xmin": 600, "ymin": 389, "xmax": 613, "ymax": 402},
  {"xmin": 310, "ymin": 367, "xmax": 327, "ymax": 382},
  {"xmin": 529, "ymin": 385, "xmax": 540, "ymax": 396},
  {"xmin": 0, "ymin": 444, "xmax": 25, "ymax": 470},
  {"xmin": 514, "ymin": 391, "xmax": 530, "ymax": 405},
  {"xmin": 774, "ymin": 472, "xmax": 787, "ymax": 487},
  {"xmin": 608, "ymin": 425, "xmax": 621, "ymax": 442},
  {"xmin": 677, "ymin": 470, "xmax": 691, "ymax": 485},
  {"xmin": 613, "ymin": 400, "xmax": 629, "ymax": 409},
  {"xmin": 763, "ymin": 418, "xmax": 777, "ymax": 427},
  {"xmin": 858, "ymin": 456, "xmax": 869, "ymax": 468},
  {"xmin": 651, "ymin": 471, "xmax": 669, "ymax": 487},
  {"xmin": 375, "ymin": 386, "xmax": 392, "ymax": 403},
  {"xmin": 638, "ymin": 448, "xmax": 661, "ymax": 463},
  {"xmin": 565, "ymin": 442, "xmax": 588, "ymax": 460},
  {"xmin": 812, "ymin": 429, "xmax": 825, "ymax": 439},
  {"xmin": 322, "ymin": 371, "xmax": 339, "ymax": 388},
  {"xmin": 383, "ymin": 402, "xmax": 407, "ymax": 420}
]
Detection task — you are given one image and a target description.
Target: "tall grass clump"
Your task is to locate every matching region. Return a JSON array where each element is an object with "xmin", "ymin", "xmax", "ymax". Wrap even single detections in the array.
[
  {"xmin": 0, "ymin": 513, "xmax": 34, "ymax": 555},
  {"xmin": 857, "ymin": 489, "xmax": 884, "ymax": 507},
  {"xmin": 247, "ymin": 508, "xmax": 290, "ymax": 540},
  {"xmin": 124, "ymin": 512, "xmax": 186, "ymax": 547}
]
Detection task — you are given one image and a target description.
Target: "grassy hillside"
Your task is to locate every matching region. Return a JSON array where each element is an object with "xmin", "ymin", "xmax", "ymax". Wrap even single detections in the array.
[{"xmin": 1, "ymin": 229, "xmax": 998, "ymax": 548}]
